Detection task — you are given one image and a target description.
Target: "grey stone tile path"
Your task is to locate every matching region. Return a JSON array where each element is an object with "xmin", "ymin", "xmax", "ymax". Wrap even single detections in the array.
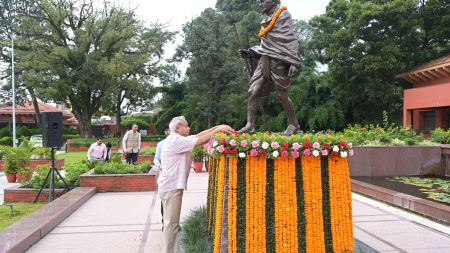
[{"xmin": 0, "ymin": 171, "xmax": 444, "ymax": 253}]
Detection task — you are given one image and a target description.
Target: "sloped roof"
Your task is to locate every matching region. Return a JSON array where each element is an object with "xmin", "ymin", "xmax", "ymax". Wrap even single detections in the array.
[
  {"xmin": 397, "ymin": 54, "xmax": 450, "ymax": 84},
  {"xmin": 0, "ymin": 101, "xmax": 79, "ymax": 126}
]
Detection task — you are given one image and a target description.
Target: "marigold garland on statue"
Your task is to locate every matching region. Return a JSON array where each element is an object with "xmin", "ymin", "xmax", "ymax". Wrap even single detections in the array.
[{"xmin": 258, "ymin": 6, "xmax": 288, "ymax": 38}]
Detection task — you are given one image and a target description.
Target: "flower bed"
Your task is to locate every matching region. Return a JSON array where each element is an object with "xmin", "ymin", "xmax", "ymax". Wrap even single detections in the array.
[
  {"xmin": 79, "ymin": 169, "xmax": 157, "ymax": 192},
  {"xmin": 79, "ymin": 162, "xmax": 156, "ymax": 192},
  {"xmin": 207, "ymin": 154, "xmax": 353, "ymax": 253}
]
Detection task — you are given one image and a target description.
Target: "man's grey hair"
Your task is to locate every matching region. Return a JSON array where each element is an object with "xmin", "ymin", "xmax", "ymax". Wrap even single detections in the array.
[{"xmin": 169, "ymin": 116, "xmax": 187, "ymax": 132}]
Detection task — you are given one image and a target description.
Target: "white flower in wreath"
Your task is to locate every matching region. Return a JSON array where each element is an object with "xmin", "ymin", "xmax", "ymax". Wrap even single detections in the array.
[
  {"xmin": 340, "ymin": 151, "xmax": 348, "ymax": 158},
  {"xmin": 213, "ymin": 141, "xmax": 219, "ymax": 147},
  {"xmin": 261, "ymin": 142, "xmax": 269, "ymax": 150},
  {"xmin": 332, "ymin": 145, "xmax": 340, "ymax": 152},
  {"xmin": 312, "ymin": 150, "xmax": 320, "ymax": 157},
  {"xmin": 238, "ymin": 152, "xmax": 246, "ymax": 158},
  {"xmin": 272, "ymin": 150, "xmax": 279, "ymax": 158}
]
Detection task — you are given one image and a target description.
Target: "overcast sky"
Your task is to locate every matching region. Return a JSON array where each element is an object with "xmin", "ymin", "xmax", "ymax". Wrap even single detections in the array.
[
  {"xmin": 116, "ymin": 0, "xmax": 331, "ymax": 75},
  {"xmin": 122, "ymin": 0, "xmax": 331, "ymax": 30}
]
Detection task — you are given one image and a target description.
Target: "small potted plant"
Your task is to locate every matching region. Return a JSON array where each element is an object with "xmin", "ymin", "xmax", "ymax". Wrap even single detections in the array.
[
  {"xmin": 191, "ymin": 146, "xmax": 205, "ymax": 173},
  {"xmin": 16, "ymin": 167, "xmax": 33, "ymax": 183},
  {"xmin": 2, "ymin": 146, "xmax": 30, "ymax": 183},
  {"xmin": 4, "ymin": 165, "xmax": 17, "ymax": 183}
]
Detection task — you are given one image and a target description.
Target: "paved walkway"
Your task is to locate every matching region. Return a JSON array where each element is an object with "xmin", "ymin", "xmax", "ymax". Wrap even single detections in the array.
[
  {"xmin": 25, "ymin": 172, "xmax": 209, "ymax": 253},
  {"xmin": 0, "ymin": 171, "xmax": 448, "ymax": 253}
]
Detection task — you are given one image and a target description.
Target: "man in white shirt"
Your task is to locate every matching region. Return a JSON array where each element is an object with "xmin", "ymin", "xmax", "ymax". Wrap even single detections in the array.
[
  {"xmin": 87, "ymin": 137, "xmax": 107, "ymax": 162},
  {"xmin": 158, "ymin": 116, "xmax": 233, "ymax": 253}
]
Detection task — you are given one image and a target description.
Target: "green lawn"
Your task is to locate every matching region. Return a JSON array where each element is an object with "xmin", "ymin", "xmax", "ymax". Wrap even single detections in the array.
[
  {"xmin": 0, "ymin": 203, "xmax": 45, "ymax": 231},
  {"xmin": 56, "ymin": 147, "xmax": 156, "ymax": 165},
  {"xmin": 56, "ymin": 151, "xmax": 88, "ymax": 165}
]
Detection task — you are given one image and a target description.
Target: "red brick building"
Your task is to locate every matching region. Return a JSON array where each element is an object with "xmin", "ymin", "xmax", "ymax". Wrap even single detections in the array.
[
  {"xmin": 397, "ymin": 55, "xmax": 450, "ymax": 132},
  {"xmin": 0, "ymin": 101, "xmax": 78, "ymax": 128}
]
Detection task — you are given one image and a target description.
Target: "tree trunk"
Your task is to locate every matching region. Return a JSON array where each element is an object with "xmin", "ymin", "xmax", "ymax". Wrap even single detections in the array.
[
  {"xmin": 28, "ymin": 88, "xmax": 41, "ymax": 127},
  {"xmin": 115, "ymin": 93, "xmax": 121, "ymax": 137},
  {"xmin": 77, "ymin": 112, "xmax": 92, "ymax": 138}
]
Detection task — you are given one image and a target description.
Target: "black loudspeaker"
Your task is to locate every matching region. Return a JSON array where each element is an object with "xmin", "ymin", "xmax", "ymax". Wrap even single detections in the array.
[{"xmin": 42, "ymin": 112, "xmax": 63, "ymax": 148}]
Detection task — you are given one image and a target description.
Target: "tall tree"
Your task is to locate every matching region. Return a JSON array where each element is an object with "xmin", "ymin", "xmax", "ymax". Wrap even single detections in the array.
[
  {"xmin": 309, "ymin": 0, "xmax": 450, "ymax": 125},
  {"xmin": 0, "ymin": 0, "xmax": 44, "ymax": 126},
  {"xmin": 174, "ymin": 8, "xmax": 249, "ymax": 132},
  {"xmin": 10, "ymin": 0, "xmax": 174, "ymax": 136}
]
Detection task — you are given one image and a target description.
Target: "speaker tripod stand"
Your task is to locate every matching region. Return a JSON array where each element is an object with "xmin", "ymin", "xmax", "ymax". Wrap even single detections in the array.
[{"xmin": 34, "ymin": 147, "xmax": 71, "ymax": 203}]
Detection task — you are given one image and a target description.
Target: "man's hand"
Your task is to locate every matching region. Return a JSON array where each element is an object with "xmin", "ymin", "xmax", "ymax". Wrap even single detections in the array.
[
  {"xmin": 288, "ymin": 65, "xmax": 301, "ymax": 78},
  {"xmin": 216, "ymin": 125, "xmax": 234, "ymax": 134}
]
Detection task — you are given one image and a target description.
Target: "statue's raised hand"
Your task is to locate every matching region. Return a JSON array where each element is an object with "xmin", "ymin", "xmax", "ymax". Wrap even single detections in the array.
[
  {"xmin": 238, "ymin": 49, "xmax": 251, "ymax": 59},
  {"xmin": 288, "ymin": 65, "xmax": 301, "ymax": 78}
]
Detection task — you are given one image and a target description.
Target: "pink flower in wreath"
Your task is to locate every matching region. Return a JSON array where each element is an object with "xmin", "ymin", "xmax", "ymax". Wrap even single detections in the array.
[
  {"xmin": 321, "ymin": 149, "xmax": 329, "ymax": 156},
  {"xmin": 292, "ymin": 150, "xmax": 300, "ymax": 158},
  {"xmin": 240, "ymin": 140, "xmax": 248, "ymax": 148},
  {"xmin": 217, "ymin": 145, "xmax": 225, "ymax": 153},
  {"xmin": 229, "ymin": 139, "xmax": 237, "ymax": 147},
  {"xmin": 271, "ymin": 142, "xmax": 280, "ymax": 149},
  {"xmin": 250, "ymin": 149, "xmax": 259, "ymax": 157},
  {"xmin": 292, "ymin": 142, "xmax": 301, "ymax": 150},
  {"xmin": 303, "ymin": 149, "xmax": 311, "ymax": 156},
  {"xmin": 252, "ymin": 141, "xmax": 260, "ymax": 148},
  {"xmin": 281, "ymin": 150, "xmax": 289, "ymax": 158},
  {"xmin": 313, "ymin": 142, "xmax": 321, "ymax": 149}
]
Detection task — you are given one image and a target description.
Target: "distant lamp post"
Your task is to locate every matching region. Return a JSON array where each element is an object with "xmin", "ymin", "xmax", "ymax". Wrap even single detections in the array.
[{"xmin": 11, "ymin": 29, "xmax": 17, "ymax": 147}]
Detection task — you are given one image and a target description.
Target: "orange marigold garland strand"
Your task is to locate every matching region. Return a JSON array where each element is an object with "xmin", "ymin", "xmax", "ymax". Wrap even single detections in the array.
[
  {"xmin": 213, "ymin": 156, "xmax": 226, "ymax": 253},
  {"xmin": 329, "ymin": 157, "xmax": 354, "ymax": 252},
  {"xmin": 302, "ymin": 156, "xmax": 326, "ymax": 253},
  {"xmin": 228, "ymin": 157, "xmax": 238, "ymax": 253},
  {"xmin": 258, "ymin": 6, "xmax": 288, "ymax": 38}
]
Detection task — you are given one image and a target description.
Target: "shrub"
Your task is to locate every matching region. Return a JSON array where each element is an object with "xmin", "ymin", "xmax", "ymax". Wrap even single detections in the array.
[
  {"xmin": 29, "ymin": 166, "xmax": 65, "ymax": 189},
  {"xmin": 1, "ymin": 145, "xmax": 30, "ymax": 174},
  {"xmin": 29, "ymin": 128, "xmax": 42, "ymax": 135},
  {"xmin": 0, "ymin": 128, "xmax": 11, "ymax": 138},
  {"xmin": 182, "ymin": 207, "xmax": 210, "ymax": 253},
  {"xmin": 141, "ymin": 135, "xmax": 165, "ymax": 142},
  {"xmin": 70, "ymin": 138, "xmax": 119, "ymax": 147},
  {"xmin": 430, "ymin": 128, "xmax": 450, "ymax": 144},
  {"xmin": 64, "ymin": 134, "xmax": 81, "ymax": 139},
  {"xmin": 121, "ymin": 117, "xmax": 148, "ymax": 129},
  {"xmin": 64, "ymin": 127, "xmax": 78, "ymax": 135},
  {"xmin": 17, "ymin": 167, "xmax": 33, "ymax": 184},
  {"xmin": 191, "ymin": 146, "xmax": 206, "ymax": 162},
  {"xmin": 64, "ymin": 161, "xmax": 91, "ymax": 187},
  {"xmin": 343, "ymin": 124, "xmax": 424, "ymax": 146},
  {"xmin": 0, "ymin": 137, "xmax": 13, "ymax": 146},
  {"xmin": 16, "ymin": 126, "xmax": 31, "ymax": 137},
  {"xmin": 30, "ymin": 147, "xmax": 51, "ymax": 159},
  {"xmin": 140, "ymin": 147, "xmax": 156, "ymax": 155},
  {"xmin": 94, "ymin": 162, "xmax": 149, "ymax": 175}
]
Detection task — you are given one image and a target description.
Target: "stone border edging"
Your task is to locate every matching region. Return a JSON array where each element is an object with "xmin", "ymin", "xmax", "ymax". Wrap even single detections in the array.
[
  {"xmin": 351, "ymin": 179, "xmax": 450, "ymax": 225},
  {"xmin": 0, "ymin": 187, "xmax": 96, "ymax": 253}
]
